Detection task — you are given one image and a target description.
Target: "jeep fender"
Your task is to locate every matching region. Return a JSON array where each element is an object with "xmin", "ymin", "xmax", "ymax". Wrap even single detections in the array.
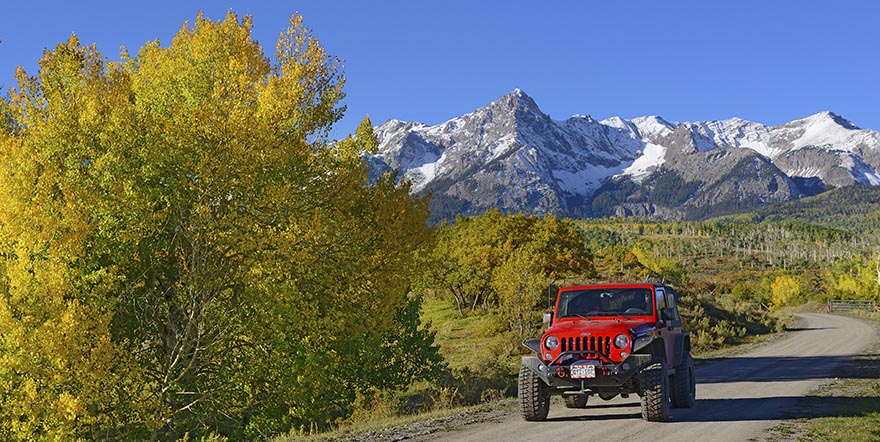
[
  {"xmin": 637, "ymin": 338, "xmax": 666, "ymax": 361},
  {"xmin": 522, "ymin": 338, "xmax": 541, "ymax": 355},
  {"xmin": 521, "ymin": 356, "xmax": 552, "ymax": 385},
  {"xmin": 672, "ymin": 333, "xmax": 691, "ymax": 367}
]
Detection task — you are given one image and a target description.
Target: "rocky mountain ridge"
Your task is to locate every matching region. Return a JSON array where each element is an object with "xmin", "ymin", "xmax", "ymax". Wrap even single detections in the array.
[{"xmin": 367, "ymin": 90, "xmax": 880, "ymax": 221}]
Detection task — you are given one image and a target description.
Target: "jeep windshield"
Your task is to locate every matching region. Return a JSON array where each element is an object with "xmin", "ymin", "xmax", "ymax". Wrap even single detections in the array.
[{"xmin": 557, "ymin": 287, "xmax": 654, "ymax": 318}]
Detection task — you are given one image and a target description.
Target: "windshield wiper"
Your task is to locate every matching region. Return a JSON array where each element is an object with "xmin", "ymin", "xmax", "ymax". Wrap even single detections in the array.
[{"xmin": 567, "ymin": 311, "xmax": 604, "ymax": 320}]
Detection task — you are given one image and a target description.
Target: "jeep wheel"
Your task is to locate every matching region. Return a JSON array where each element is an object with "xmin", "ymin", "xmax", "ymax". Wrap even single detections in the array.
[
  {"xmin": 640, "ymin": 360, "xmax": 670, "ymax": 422},
  {"xmin": 563, "ymin": 394, "xmax": 588, "ymax": 408},
  {"xmin": 518, "ymin": 366, "xmax": 550, "ymax": 421},
  {"xmin": 671, "ymin": 352, "xmax": 696, "ymax": 408}
]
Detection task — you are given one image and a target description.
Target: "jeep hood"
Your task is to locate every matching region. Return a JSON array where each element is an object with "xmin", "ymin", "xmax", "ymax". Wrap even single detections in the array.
[{"xmin": 545, "ymin": 318, "xmax": 656, "ymax": 336}]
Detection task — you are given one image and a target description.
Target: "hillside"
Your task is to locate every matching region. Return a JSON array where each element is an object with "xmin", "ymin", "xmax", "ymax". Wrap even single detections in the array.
[{"xmin": 745, "ymin": 185, "xmax": 880, "ymax": 235}]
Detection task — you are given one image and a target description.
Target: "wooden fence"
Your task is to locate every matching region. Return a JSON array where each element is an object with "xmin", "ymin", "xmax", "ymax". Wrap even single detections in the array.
[{"xmin": 828, "ymin": 299, "xmax": 878, "ymax": 313}]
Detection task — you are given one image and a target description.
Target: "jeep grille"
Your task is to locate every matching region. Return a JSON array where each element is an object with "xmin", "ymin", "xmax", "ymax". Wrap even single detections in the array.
[{"xmin": 560, "ymin": 335, "xmax": 612, "ymax": 356}]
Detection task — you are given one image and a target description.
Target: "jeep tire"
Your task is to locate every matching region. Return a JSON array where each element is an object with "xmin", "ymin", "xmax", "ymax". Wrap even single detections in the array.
[
  {"xmin": 640, "ymin": 360, "xmax": 670, "ymax": 422},
  {"xmin": 671, "ymin": 352, "xmax": 696, "ymax": 408},
  {"xmin": 563, "ymin": 394, "xmax": 589, "ymax": 408},
  {"xmin": 518, "ymin": 365, "xmax": 550, "ymax": 421}
]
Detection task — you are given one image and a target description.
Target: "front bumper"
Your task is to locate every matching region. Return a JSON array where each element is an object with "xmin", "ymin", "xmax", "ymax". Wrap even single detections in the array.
[{"xmin": 522, "ymin": 353, "xmax": 653, "ymax": 388}]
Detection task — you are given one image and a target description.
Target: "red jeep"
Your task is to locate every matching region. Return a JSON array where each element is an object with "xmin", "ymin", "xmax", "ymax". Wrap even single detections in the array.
[{"xmin": 518, "ymin": 283, "xmax": 695, "ymax": 422}]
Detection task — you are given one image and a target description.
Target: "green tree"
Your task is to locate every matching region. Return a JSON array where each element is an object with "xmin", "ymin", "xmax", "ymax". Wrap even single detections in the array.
[
  {"xmin": 422, "ymin": 211, "xmax": 505, "ymax": 316},
  {"xmin": 423, "ymin": 211, "xmax": 594, "ymax": 337},
  {"xmin": 493, "ymin": 243, "xmax": 546, "ymax": 338},
  {"xmin": 631, "ymin": 247, "xmax": 689, "ymax": 286}
]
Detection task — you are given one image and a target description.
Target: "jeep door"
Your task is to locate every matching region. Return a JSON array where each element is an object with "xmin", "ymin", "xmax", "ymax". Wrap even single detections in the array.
[{"xmin": 655, "ymin": 287, "xmax": 683, "ymax": 369}]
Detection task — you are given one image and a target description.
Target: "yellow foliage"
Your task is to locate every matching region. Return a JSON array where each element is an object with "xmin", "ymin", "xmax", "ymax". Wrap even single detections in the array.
[
  {"xmin": 770, "ymin": 275, "xmax": 800, "ymax": 310},
  {"xmin": 2, "ymin": 9, "xmax": 431, "ymax": 439},
  {"xmin": 836, "ymin": 274, "xmax": 860, "ymax": 296}
]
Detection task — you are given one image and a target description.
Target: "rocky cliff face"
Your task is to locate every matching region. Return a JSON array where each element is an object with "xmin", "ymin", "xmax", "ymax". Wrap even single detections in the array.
[{"xmin": 368, "ymin": 90, "xmax": 880, "ymax": 222}]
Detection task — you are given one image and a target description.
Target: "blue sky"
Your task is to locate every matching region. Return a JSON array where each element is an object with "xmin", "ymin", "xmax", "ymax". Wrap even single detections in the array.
[{"xmin": 2, "ymin": 1, "xmax": 878, "ymax": 138}]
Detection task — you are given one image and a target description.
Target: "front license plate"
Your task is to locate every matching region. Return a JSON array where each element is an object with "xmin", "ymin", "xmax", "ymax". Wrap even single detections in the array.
[{"xmin": 570, "ymin": 364, "xmax": 596, "ymax": 379}]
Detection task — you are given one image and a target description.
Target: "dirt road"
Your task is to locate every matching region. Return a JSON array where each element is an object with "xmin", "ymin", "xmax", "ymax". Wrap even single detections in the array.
[{"xmin": 425, "ymin": 313, "xmax": 876, "ymax": 442}]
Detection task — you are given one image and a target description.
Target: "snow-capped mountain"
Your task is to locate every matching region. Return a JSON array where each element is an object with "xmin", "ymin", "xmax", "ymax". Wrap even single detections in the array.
[{"xmin": 368, "ymin": 90, "xmax": 880, "ymax": 221}]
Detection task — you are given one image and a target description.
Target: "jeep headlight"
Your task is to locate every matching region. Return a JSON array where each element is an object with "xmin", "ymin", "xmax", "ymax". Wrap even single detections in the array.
[
  {"xmin": 544, "ymin": 335, "xmax": 559, "ymax": 350},
  {"xmin": 614, "ymin": 334, "xmax": 630, "ymax": 349}
]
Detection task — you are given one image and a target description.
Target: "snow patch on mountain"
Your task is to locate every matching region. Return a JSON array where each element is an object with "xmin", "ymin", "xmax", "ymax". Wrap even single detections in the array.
[
  {"xmin": 782, "ymin": 166, "xmax": 822, "ymax": 178},
  {"xmin": 407, "ymin": 160, "xmax": 442, "ymax": 192},
  {"xmin": 553, "ymin": 167, "xmax": 612, "ymax": 195},
  {"xmin": 622, "ymin": 142, "xmax": 667, "ymax": 180},
  {"xmin": 488, "ymin": 136, "xmax": 518, "ymax": 161}
]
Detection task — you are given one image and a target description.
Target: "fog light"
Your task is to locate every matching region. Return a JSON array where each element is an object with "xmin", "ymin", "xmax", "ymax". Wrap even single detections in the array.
[
  {"xmin": 622, "ymin": 363, "xmax": 630, "ymax": 371},
  {"xmin": 544, "ymin": 352, "xmax": 552, "ymax": 360},
  {"xmin": 620, "ymin": 351, "xmax": 629, "ymax": 359}
]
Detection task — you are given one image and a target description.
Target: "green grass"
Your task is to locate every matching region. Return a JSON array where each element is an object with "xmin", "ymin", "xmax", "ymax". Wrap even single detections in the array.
[
  {"xmin": 805, "ymin": 405, "xmax": 880, "ymax": 441},
  {"xmin": 420, "ymin": 296, "xmax": 520, "ymax": 372}
]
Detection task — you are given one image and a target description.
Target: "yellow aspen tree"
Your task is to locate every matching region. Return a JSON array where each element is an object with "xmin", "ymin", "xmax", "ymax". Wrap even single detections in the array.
[
  {"xmin": 2, "ymin": 11, "xmax": 436, "ymax": 440},
  {"xmin": 770, "ymin": 275, "xmax": 800, "ymax": 310},
  {"xmin": 0, "ymin": 37, "xmax": 144, "ymax": 440}
]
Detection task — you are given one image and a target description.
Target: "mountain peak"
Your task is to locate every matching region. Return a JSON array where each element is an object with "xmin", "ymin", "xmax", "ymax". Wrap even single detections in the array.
[
  {"xmin": 800, "ymin": 111, "xmax": 860, "ymax": 130},
  {"xmin": 500, "ymin": 88, "xmax": 538, "ymax": 107},
  {"xmin": 489, "ymin": 89, "xmax": 545, "ymax": 124}
]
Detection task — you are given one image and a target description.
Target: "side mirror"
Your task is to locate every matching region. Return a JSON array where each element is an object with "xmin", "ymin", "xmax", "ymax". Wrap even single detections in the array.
[
  {"xmin": 661, "ymin": 309, "xmax": 675, "ymax": 321},
  {"xmin": 543, "ymin": 311, "xmax": 553, "ymax": 325}
]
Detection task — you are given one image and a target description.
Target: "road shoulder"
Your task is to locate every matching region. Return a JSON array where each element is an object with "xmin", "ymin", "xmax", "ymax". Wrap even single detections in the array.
[{"xmin": 762, "ymin": 313, "xmax": 880, "ymax": 442}]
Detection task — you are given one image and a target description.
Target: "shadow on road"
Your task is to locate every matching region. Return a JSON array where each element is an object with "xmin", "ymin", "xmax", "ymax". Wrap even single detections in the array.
[
  {"xmin": 545, "ymin": 395, "xmax": 880, "ymax": 423},
  {"xmin": 696, "ymin": 354, "xmax": 880, "ymax": 384},
  {"xmin": 783, "ymin": 327, "xmax": 837, "ymax": 332},
  {"xmin": 669, "ymin": 395, "xmax": 880, "ymax": 422},
  {"xmin": 578, "ymin": 402, "xmax": 642, "ymax": 410},
  {"xmin": 545, "ymin": 412, "xmax": 641, "ymax": 422}
]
